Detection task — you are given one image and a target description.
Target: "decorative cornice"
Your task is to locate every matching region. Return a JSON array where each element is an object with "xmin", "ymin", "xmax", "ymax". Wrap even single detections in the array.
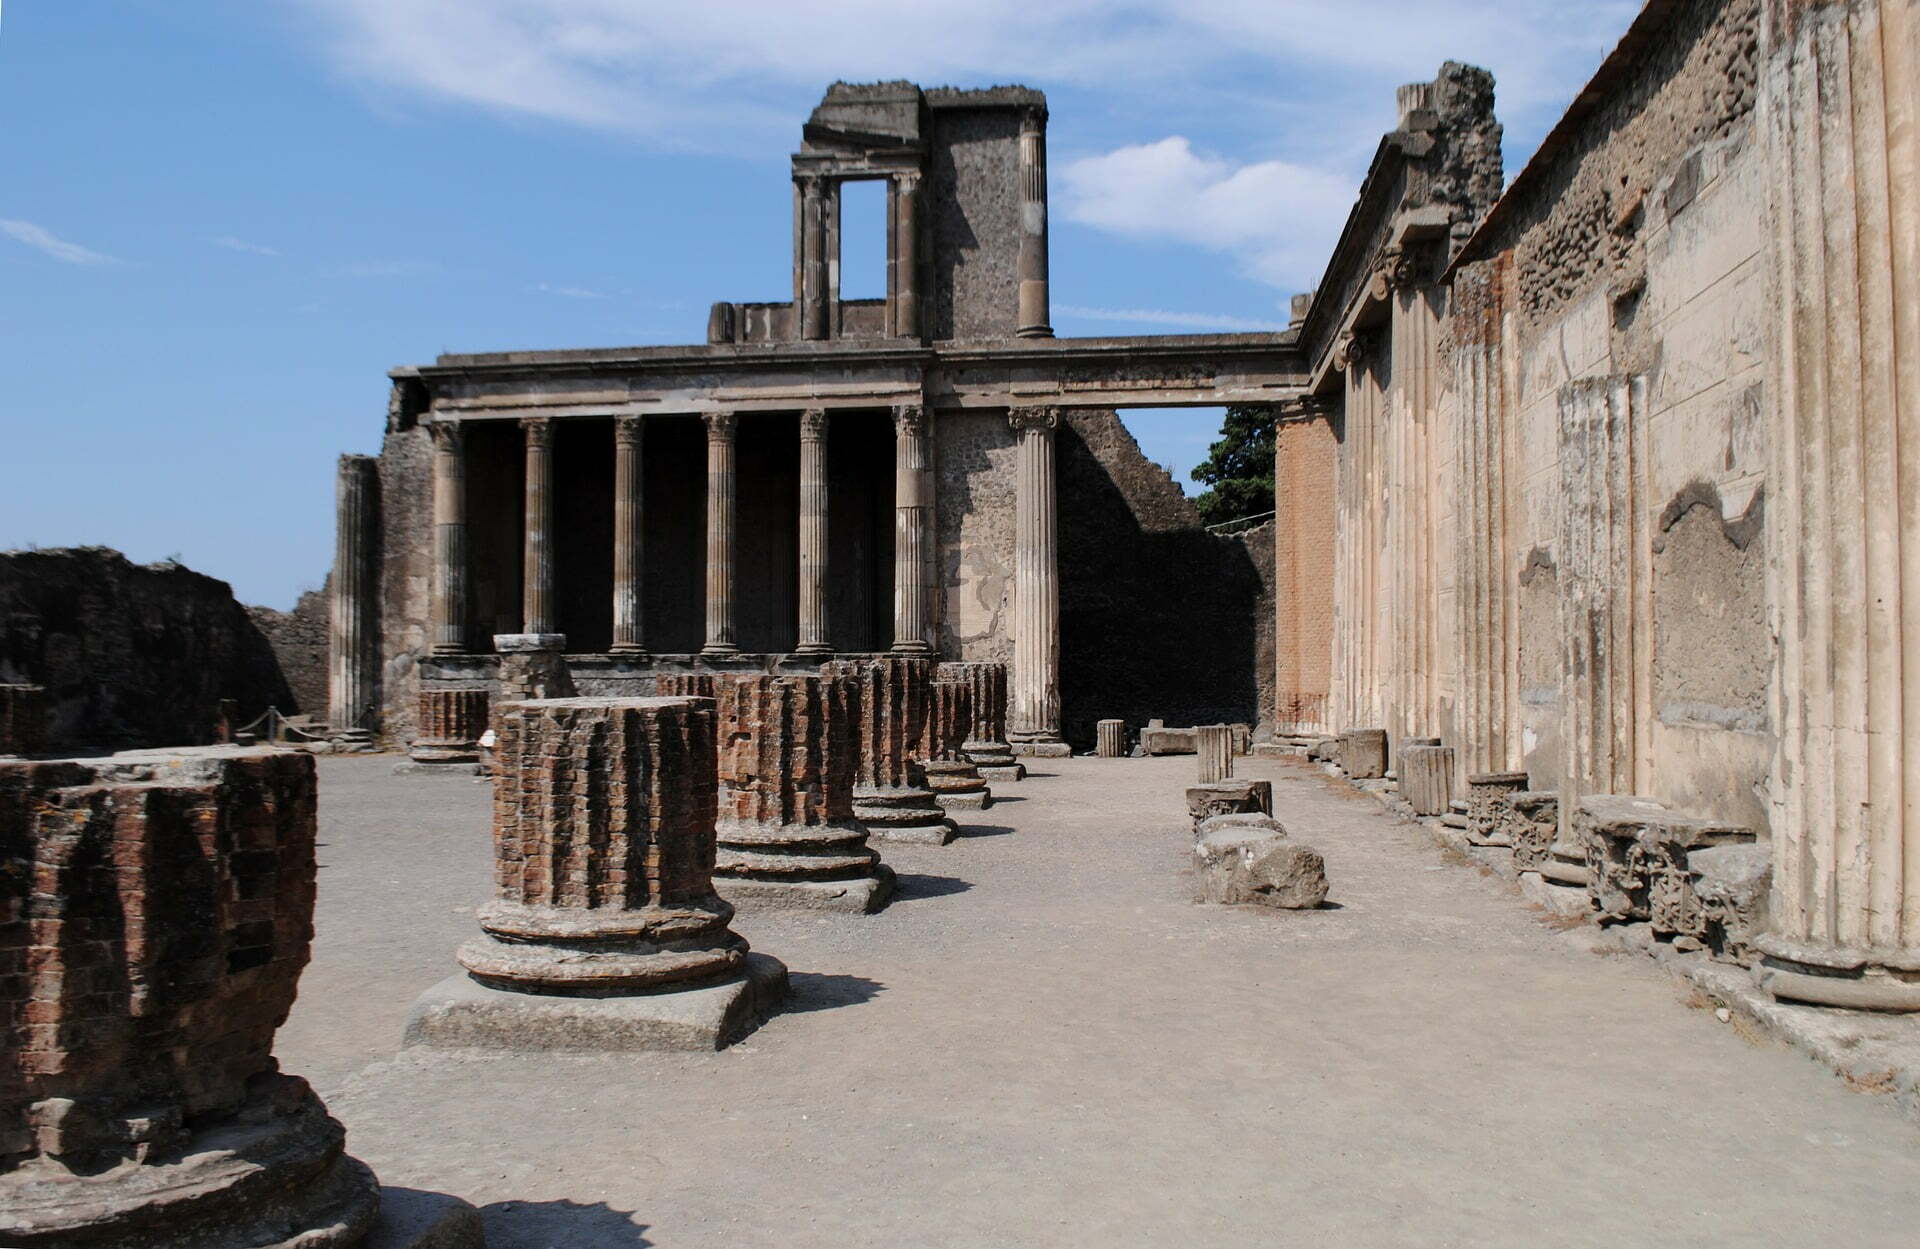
[{"xmin": 428, "ymin": 420, "xmax": 465, "ymax": 451}]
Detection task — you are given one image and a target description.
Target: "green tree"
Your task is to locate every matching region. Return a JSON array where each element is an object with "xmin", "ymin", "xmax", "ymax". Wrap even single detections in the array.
[{"xmin": 1190, "ymin": 405, "xmax": 1275, "ymax": 527}]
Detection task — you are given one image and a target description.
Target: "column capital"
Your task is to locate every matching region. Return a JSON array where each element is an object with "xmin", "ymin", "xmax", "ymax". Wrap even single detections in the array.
[
  {"xmin": 1332, "ymin": 331, "xmax": 1372, "ymax": 373},
  {"xmin": 614, "ymin": 414, "xmax": 644, "ymax": 446},
  {"xmin": 427, "ymin": 419, "xmax": 466, "ymax": 451},
  {"xmin": 704, "ymin": 410, "xmax": 738, "ymax": 441},
  {"xmin": 892, "ymin": 403, "xmax": 929, "ymax": 437},
  {"xmin": 894, "ymin": 168, "xmax": 923, "ymax": 194},
  {"xmin": 520, "ymin": 415, "xmax": 554, "ymax": 447},
  {"xmin": 1008, "ymin": 405, "xmax": 1060, "ymax": 435},
  {"xmin": 799, "ymin": 408, "xmax": 829, "ymax": 442}
]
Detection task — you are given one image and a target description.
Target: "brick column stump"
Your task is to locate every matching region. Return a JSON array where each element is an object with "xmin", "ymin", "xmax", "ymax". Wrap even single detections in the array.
[
  {"xmin": 396, "ymin": 688, "xmax": 489, "ymax": 776},
  {"xmin": 922, "ymin": 680, "xmax": 991, "ymax": 811},
  {"xmin": 823, "ymin": 659, "xmax": 956, "ymax": 846},
  {"xmin": 404, "ymin": 696, "xmax": 787, "ymax": 1052},
  {"xmin": 711, "ymin": 674, "xmax": 894, "ymax": 914},
  {"xmin": 937, "ymin": 661, "xmax": 1024, "ymax": 781}
]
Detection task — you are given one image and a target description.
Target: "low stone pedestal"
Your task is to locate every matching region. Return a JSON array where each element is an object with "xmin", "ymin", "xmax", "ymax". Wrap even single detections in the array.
[
  {"xmin": 492, "ymin": 633, "xmax": 574, "ymax": 702},
  {"xmin": 0, "ymin": 747, "xmax": 390, "ymax": 1249},
  {"xmin": 1464, "ymin": 771, "xmax": 1528, "ymax": 845},
  {"xmin": 1342, "ymin": 728, "xmax": 1388, "ymax": 779},
  {"xmin": 938, "ymin": 661, "xmax": 1025, "ymax": 780},
  {"xmin": 1186, "ymin": 779, "xmax": 1273, "ymax": 831},
  {"xmin": 1194, "ymin": 820, "xmax": 1328, "ymax": 909},
  {"xmin": 826, "ymin": 659, "xmax": 957, "ymax": 845},
  {"xmin": 0, "ymin": 683, "xmax": 49, "ymax": 757},
  {"xmin": 1397, "ymin": 740, "xmax": 1453, "ymax": 815},
  {"xmin": 1096, "ymin": 719, "xmax": 1126, "ymax": 758},
  {"xmin": 709, "ymin": 674, "xmax": 893, "ymax": 914},
  {"xmin": 1196, "ymin": 724, "xmax": 1233, "ymax": 783},
  {"xmin": 1140, "ymin": 725, "xmax": 1197, "ymax": 755},
  {"xmin": 410, "ymin": 696, "xmax": 785, "ymax": 1053}
]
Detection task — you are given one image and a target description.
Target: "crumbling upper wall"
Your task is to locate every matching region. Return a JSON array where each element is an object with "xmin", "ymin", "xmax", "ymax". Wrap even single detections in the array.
[
  {"xmin": 0, "ymin": 547, "xmax": 292, "ymax": 750},
  {"xmin": 248, "ymin": 583, "xmax": 329, "ymax": 719}
]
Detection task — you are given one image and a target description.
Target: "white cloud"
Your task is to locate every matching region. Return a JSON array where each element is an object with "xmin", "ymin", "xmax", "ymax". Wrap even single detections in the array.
[
  {"xmin": 534, "ymin": 281, "xmax": 609, "ymax": 299},
  {"xmin": 0, "ymin": 218, "xmax": 118, "ymax": 266},
  {"xmin": 341, "ymin": 259, "xmax": 433, "ymax": 278},
  {"xmin": 1056, "ymin": 303, "xmax": 1277, "ymax": 332},
  {"xmin": 1059, "ymin": 138, "xmax": 1357, "ymax": 291},
  {"xmin": 213, "ymin": 235, "xmax": 280, "ymax": 256}
]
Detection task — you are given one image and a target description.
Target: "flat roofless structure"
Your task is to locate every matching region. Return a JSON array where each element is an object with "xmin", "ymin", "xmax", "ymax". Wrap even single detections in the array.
[{"xmin": 333, "ymin": 82, "xmax": 1307, "ymax": 752}]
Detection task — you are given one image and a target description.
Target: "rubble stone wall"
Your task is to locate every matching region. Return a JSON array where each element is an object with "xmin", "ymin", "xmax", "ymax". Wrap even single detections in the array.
[{"xmin": 247, "ymin": 583, "xmax": 329, "ymax": 720}]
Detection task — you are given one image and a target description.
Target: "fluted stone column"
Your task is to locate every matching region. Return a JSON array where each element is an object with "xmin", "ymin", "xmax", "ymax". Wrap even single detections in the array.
[
  {"xmin": 1015, "ymin": 107, "xmax": 1052, "ymax": 338},
  {"xmin": 1096, "ymin": 719, "xmax": 1125, "ymax": 758},
  {"xmin": 429, "ymin": 420, "xmax": 468, "ymax": 655},
  {"xmin": 1756, "ymin": 0, "xmax": 1920, "ymax": 1011},
  {"xmin": 799, "ymin": 176, "xmax": 828, "ymax": 341},
  {"xmin": 795, "ymin": 408, "xmax": 832, "ymax": 656},
  {"xmin": 1197, "ymin": 724, "xmax": 1233, "ymax": 784},
  {"xmin": 521, "ymin": 417, "xmax": 555, "ymax": 636},
  {"xmin": 407, "ymin": 696, "xmax": 788, "ymax": 1051},
  {"xmin": 891, "ymin": 403, "xmax": 933, "ymax": 655},
  {"xmin": 893, "ymin": 171, "xmax": 922, "ymax": 339},
  {"xmin": 703, "ymin": 411, "xmax": 740, "ymax": 656},
  {"xmin": 328, "ymin": 453, "xmax": 378, "ymax": 739},
  {"xmin": 612, "ymin": 415, "xmax": 648, "ymax": 655},
  {"xmin": 1008, "ymin": 406, "xmax": 1067, "ymax": 754}
]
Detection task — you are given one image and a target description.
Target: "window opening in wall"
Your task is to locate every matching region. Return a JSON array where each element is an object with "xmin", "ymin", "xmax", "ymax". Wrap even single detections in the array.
[{"xmin": 839, "ymin": 179, "xmax": 888, "ymax": 302}]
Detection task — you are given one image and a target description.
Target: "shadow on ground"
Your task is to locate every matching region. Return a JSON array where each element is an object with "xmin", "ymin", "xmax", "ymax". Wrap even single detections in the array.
[
  {"xmin": 481, "ymin": 1198, "xmax": 650, "ymax": 1248},
  {"xmin": 784, "ymin": 971, "xmax": 886, "ymax": 1013},
  {"xmin": 954, "ymin": 824, "xmax": 1015, "ymax": 839},
  {"xmin": 890, "ymin": 873, "xmax": 972, "ymax": 901}
]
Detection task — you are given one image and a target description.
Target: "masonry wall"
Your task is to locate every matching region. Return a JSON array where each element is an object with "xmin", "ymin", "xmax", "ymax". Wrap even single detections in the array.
[
  {"xmin": 1273, "ymin": 415, "xmax": 1337, "ymax": 733},
  {"xmin": 935, "ymin": 409, "xmax": 1017, "ymax": 666},
  {"xmin": 0, "ymin": 547, "xmax": 292, "ymax": 750},
  {"xmin": 247, "ymin": 583, "xmax": 329, "ymax": 719},
  {"xmin": 926, "ymin": 103, "xmax": 1024, "ymax": 342}
]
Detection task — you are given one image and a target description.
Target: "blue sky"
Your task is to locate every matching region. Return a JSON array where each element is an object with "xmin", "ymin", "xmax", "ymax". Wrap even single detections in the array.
[{"xmin": 0, "ymin": 0, "xmax": 1637, "ymax": 607}]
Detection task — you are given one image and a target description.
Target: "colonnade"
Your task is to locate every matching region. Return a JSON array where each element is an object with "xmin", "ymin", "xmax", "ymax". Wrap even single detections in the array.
[{"xmin": 417, "ymin": 404, "xmax": 1065, "ymax": 747}]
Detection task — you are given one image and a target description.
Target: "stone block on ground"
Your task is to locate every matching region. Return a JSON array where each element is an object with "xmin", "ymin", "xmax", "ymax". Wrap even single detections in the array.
[
  {"xmin": 1140, "ymin": 726, "xmax": 1197, "ymax": 755},
  {"xmin": 1342, "ymin": 728, "xmax": 1387, "ymax": 778},
  {"xmin": 1575, "ymin": 795, "xmax": 1670, "ymax": 922},
  {"xmin": 1193, "ymin": 829, "xmax": 1329, "ymax": 909},
  {"xmin": 1196, "ymin": 811, "xmax": 1288, "ymax": 839},
  {"xmin": 1306, "ymin": 736, "xmax": 1341, "ymax": 763},
  {"xmin": 1465, "ymin": 771, "xmax": 1528, "ymax": 845},
  {"xmin": 1687, "ymin": 842, "xmax": 1771, "ymax": 964},
  {"xmin": 1095, "ymin": 719, "xmax": 1126, "ymax": 758},
  {"xmin": 1186, "ymin": 779, "xmax": 1274, "ymax": 831},
  {"xmin": 1519, "ymin": 870, "xmax": 1593, "ymax": 918},
  {"xmin": 366, "ymin": 1187, "xmax": 489, "ymax": 1249},
  {"xmin": 1499, "ymin": 790, "xmax": 1560, "ymax": 870}
]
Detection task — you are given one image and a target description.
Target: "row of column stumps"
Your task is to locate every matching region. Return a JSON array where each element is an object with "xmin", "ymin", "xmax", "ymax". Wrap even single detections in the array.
[{"xmin": 410, "ymin": 406, "xmax": 1068, "ymax": 748}]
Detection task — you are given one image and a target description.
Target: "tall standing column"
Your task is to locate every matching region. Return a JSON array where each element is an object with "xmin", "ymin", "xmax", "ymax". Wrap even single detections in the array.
[
  {"xmin": 611, "ymin": 415, "xmax": 647, "ymax": 655},
  {"xmin": 703, "ymin": 411, "xmax": 740, "ymax": 655},
  {"xmin": 521, "ymin": 417, "xmax": 555, "ymax": 636},
  {"xmin": 1008, "ymin": 405, "xmax": 1065, "ymax": 752},
  {"xmin": 429, "ymin": 420, "xmax": 468, "ymax": 655},
  {"xmin": 796, "ymin": 408, "xmax": 832, "ymax": 655},
  {"xmin": 1756, "ymin": 0, "xmax": 1920, "ymax": 1011},
  {"xmin": 894, "ymin": 171, "xmax": 922, "ymax": 339},
  {"xmin": 328, "ymin": 453, "xmax": 378, "ymax": 736},
  {"xmin": 800, "ymin": 176, "xmax": 828, "ymax": 341},
  {"xmin": 891, "ymin": 403, "xmax": 934, "ymax": 655},
  {"xmin": 1016, "ymin": 108, "xmax": 1052, "ymax": 338}
]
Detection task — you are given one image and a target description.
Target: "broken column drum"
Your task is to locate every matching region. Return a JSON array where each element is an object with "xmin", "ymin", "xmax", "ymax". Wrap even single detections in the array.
[
  {"xmin": 1397, "ymin": 739, "xmax": 1454, "ymax": 816},
  {"xmin": 1095, "ymin": 719, "xmax": 1125, "ymax": 758},
  {"xmin": 410, "ymin": 696, "xmax": 785, "ymax": 1052},
  {"xmin": 0, "ymin": 748, "xmax": 380, "ymax": 1248},
  {"xmin": 409, "ymin": 688, "xmax": 489, "ymax": 765},
  {"xmin": 711, "ymin": 674, "xmax": 894, "ymax": 913},
  {"xmin": 936, "ymin": 661, "xmax": 1023, "ymax": 780},
  {"xmin": 922, "ymin": 679, "xmax": 992, "ymax": 811},
  {"xmin": 824, "ymin": 658, "xmax": 956, "ymax": 845},
  {"xmin": 1196, "ymin": 724, "xmax": 1233, "ymax": 783}
]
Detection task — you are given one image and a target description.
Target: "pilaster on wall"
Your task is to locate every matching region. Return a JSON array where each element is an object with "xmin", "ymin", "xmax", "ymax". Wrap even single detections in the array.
[
  {"xmin": 1556, "ymin": 374, "xmax": 1653, "ymax": 815},
  {"xmin": 1758, "ymin": 0, "xmax": 1920, "ymax": 1007}
]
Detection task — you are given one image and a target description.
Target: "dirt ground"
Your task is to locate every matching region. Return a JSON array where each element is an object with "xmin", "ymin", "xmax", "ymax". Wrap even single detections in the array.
[{"xmin": 277, "ymin": 753, "xmax": 1920, "ymax": 1249}]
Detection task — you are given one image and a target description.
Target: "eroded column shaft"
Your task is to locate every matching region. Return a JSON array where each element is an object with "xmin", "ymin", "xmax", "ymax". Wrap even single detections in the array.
[
  {"xmin": 891, "ymin": 404, "xmax": 933, "ymax": 655},
  {"xmin": 429, "ymin": 421, "xmax": 468, "ymax": 655},
  {"xmin": 521, "ymin": 417, "xmax": 555, "ymax": 636},
  {"xmin": 796, "ymin": 409, "xmax": 831, "ymax": 655},
  {"xmin": 704, "ymin": 412, "xmax": 740, "ymax": 655},
  {"xmin": 328, "ymin": 454, "xmax": 378, "ymax": 733},
  {"xmin": 1015, "ymin": 108, "xmax": 1052, "ymax": 338},
  {"xmin": 1008, "ymin": 407, "xmax": 1062, "ymax": 745},
  {"xmin": 612, "ymin": 416, "xmax": 647, "ymax": 654}
]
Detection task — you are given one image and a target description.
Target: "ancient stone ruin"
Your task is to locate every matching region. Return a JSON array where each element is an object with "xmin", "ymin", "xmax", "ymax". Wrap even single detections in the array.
[
  {"xmin": 824, "ymin": 657, "xmax": 957, "ymax": 846},
  {"xmin": 0, "ymin": 748, "xmax": 432, "ymax": 1248},
  {"xmin": 922, "ymin": 678, "xmax": 992, "ymax": 810},
  {"xmin": 405, "ymin": 696, "xmax": 786, "ymax": 1051},
  {"xmin": 709, "ymin": 673, "xmax": 894, "ymax": 913}
]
